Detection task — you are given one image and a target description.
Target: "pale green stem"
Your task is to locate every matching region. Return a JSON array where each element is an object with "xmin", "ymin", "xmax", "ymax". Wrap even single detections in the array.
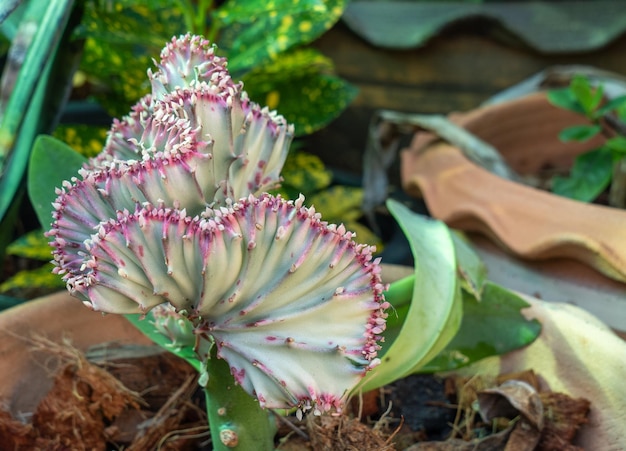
[
  {"xmin": 204, "ymin": 348, "xmax": 276, "ymax": 450},
  {"xmin": 126, "ymin": 314, "xmax": 276, "ymax": 449}
]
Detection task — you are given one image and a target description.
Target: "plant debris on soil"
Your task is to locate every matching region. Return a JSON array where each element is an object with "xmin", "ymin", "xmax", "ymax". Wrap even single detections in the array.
[{"xmin": 0, "ymin": 338, "xmax": 591, "ymax": 450}]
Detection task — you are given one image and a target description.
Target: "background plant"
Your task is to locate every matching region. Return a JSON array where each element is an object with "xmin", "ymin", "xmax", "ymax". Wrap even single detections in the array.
[{"xmin": 548, "ymin": 74, "xmax": 626, "ymax": 207}]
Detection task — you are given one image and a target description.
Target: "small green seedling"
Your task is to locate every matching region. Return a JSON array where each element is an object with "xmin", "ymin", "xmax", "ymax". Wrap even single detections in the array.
[{"xmin": 548, "ymin": 74, "xmax": 626, "ymax": 207}]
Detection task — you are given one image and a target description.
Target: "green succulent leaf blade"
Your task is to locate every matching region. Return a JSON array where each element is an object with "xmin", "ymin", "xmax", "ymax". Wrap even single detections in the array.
[
  {"xmin": 0, "ymin": 0, "xmax": 77, "ymax": 230},
  {"xmin": 125, "ymin": 312, "xmax": 203, "ymax": 373},
  {"xmin": 552, "ymin": 147, "xmax": 613, "ymax": 202},
  {"xmin": 359, "ymin": 200, "xmax": 461, "ymax": 392},
  {"xmin": 558, "ymin": 124, "xmax": 601, "ymax": 142},
  {"xmin": 379, "ymin": 274, "xmax": 413, "ymax": 346},
  {"xmin": 418, "ymin": 282, "xmax": 542, "ymax": 373},
  {"xmin": 0, "ymin": 0, "xmax": 24, "ymax": 31},
  {"xmin": 28, "ymin": 135, "xmax": 88, "ymax": 230}
]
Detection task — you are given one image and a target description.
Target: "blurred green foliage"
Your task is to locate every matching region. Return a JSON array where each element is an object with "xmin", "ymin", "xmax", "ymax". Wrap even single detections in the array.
[
  {"xmin": 548, "ymin": 75, "xmax": 626, "ymax": 204},
  {"xmin": 53, "ymin": 123, "xmax": 108, "ymax": 158},
  {"xmin": 0, "ymin": 230, "xmax": 64, "ymax": 296}
]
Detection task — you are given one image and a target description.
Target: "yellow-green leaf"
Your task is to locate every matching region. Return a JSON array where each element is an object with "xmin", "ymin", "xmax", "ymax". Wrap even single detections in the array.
[
  {"xmin": 216, "ymin": 0, "xmax": 347, "ymax": 72},
  {"xmin": 279, "ymin": 150, "xmax": 332, "ymax": 197},
  {"xmin": 53, "ymin": 124, "xmax": 108, "ymax": 158},
  {"xmin": 0, "ymin": 263, "xmax": 64, "ymax": 293},
  {"xmin": 6, "ymin": 229, "xmax": 51, "ymax": 260},
  {"xmin": 309, "ymin": 186, "xmax": 364, "ymax": 223}
]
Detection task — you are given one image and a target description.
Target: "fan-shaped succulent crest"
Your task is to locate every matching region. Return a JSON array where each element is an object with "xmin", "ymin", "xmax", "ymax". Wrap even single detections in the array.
[
  {"xmin": 51, "ymin": 192, "xmax": 387, "ymax": 412},
  {"xmin": 48, "ymin": 34, "xmax": 387, "ymax": 416}
]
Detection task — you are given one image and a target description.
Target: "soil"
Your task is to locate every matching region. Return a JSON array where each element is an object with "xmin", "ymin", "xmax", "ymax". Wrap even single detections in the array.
[{"xmin": 0, "ymin": 339, "xmax": 591, "ymax": 450}]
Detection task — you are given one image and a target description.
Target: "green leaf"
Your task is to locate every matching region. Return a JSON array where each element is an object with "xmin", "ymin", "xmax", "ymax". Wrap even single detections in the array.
[
  {"xmin": 0, "ymin": 263, "xmax": 65, "ymax": 293},
  {"xmin": 418, "ymin": 283, "xmax": 541, "ymax": 373},
  {"xmin": 308, "ymin": 186, "xmax": 381, "ymax": 246},
  {"xmin": 451, "ymin": 231, "xmax": 487, "ymax": 300},
  {"xmin": 78, "ymin": 0, "xmax": 185, "ymax": 116},
  {"xmin": 0, "ymin": 0, "xmax": 23, "ymax": 29},
  {"xmin": 27, "ymin": 134, "xmax": 87, "ymax": 229},
  {"xmin": 216, "ymin": 0, "xmax": 347, "ymax": 73},
  {"xmin": 547, "ymin": 88, "xmax": 585, "ymax": 115},
  {"xmin": 570, "ymin": 75, "xmax": 601, "ymax": 116},
  {"xmin": 359, "ymin": 200, "xmax": 461, "ymax": 391},
  {"xmin": 380, "ymin": 275, "xmax": 413, "ymax": 337},
  {"xmin": 309, "ymin": 186, "xmax": 364, "ymax": 223},
  {"xmin": 558, "ymin": 124, "xmax": 602, "ymax": 142},
  {"xmin": 53, "ymin": 123, "xmax": 108, "ymax": 158},
  {"xmin": 243, "ymin": 68, "xmax": 358, "ymax": 136},
  {"xmin": 552, "ymin": 147, "xmax": 613, "ymax": 202},
  {"xmin": 124, "ymin": 312, "xmax": 203, "ymax": 372},
  {"xmin": 6, "ymin": 229, "xmax": 50, "ymax": 260},
  {"xmin": 244, "ymin": 47, "xmax": 335, "ymax": 81},
  {"xmin": 595, "ymin": 94, "xmax": 626, "ymax": 117},
  {"xmin": 278, "ymin": 149, "xmax": 332, "ymax": 197},
  {"xmin": 0, "ymin": 294, "xmax": 25, "ymax": 311},
  {"xmin": 606, "ymin": 136, "xmax": 626, "ymax": 156},
  {"xmin": 340, "ymin": 220, "xmax": 381, "ymax": 248},
  {"xmin": 78, "ymin": 0, "xmax": 183, "ymax": 47},
  {"xmin": 275, "ymin": 151, "xmax": 381, "ymax": 246}
]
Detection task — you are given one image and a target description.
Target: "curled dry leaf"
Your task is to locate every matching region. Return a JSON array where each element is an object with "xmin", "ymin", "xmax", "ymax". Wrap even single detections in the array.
[{"xmin": 477, "ymin": 379, "xmax": 544, "ymax": 429}]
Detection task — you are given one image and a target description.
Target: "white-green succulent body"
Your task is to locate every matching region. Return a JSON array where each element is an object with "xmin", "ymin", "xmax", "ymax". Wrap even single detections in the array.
[{"xmin": 48, "ymin": 34, "xmax": 387, "ymax": 415}]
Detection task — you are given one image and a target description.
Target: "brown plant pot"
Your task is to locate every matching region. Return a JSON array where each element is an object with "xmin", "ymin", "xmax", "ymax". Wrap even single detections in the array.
[
  {"xmin": 0, "ymin": 292, "xmax": 152, "ymax": 416},
  {"xmin": 400, "ymin": 91, "xmax": 626, "ymax": 284}
]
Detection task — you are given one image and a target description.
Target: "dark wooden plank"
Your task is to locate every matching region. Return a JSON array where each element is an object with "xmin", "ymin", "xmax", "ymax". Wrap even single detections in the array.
[{"xmin": 308, "ymin": 22, "xmax": 626, "ymax": 174}]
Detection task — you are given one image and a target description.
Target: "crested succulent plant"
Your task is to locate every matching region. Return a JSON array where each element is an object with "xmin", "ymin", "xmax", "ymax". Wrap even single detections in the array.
[{"xmin": 48, "ymin": 34, "xmax": 387, "ymax": 426}]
